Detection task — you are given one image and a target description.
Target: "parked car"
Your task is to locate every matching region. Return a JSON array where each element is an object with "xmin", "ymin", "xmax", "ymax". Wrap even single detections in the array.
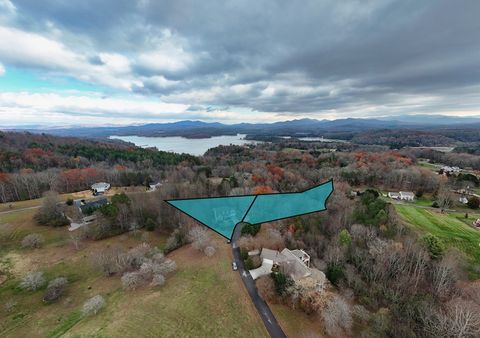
[{"xmin": 232, "ymin": 261, "xmax": 238, "ymax": 271}]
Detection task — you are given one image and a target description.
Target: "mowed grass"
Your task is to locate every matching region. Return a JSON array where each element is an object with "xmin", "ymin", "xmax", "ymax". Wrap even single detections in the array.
[
  {"xmin": 0, "ymin": 208, "xmax": 267, "ymax": 338},
  {"xmin": 396, "ymin": 205, "xmax": 480, "ymax": 275}
]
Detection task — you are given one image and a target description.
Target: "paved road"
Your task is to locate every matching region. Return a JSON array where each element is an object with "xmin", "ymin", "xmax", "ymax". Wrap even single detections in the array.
[
  {"xmin": 231, "ymin": 223, "xmax": 286, "ymax": 338},
  {"xmin": 0, "ymin": 205, "xmax": 41, "ymax": 215}
]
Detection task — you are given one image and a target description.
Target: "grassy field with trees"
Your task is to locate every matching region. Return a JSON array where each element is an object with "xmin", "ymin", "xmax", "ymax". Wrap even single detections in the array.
[
  {"xmin": 0, "ymin": 206, "xmax": 267, "ymax": 337},
  {"xmin": 395, "ymin": 205, "xmax": 480, "ymax": 277}
]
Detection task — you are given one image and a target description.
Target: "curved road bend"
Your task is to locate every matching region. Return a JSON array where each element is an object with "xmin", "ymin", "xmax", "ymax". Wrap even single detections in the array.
[{"xmin": 231, "ymin": 223, "xmax": 287, "ymax": 338}]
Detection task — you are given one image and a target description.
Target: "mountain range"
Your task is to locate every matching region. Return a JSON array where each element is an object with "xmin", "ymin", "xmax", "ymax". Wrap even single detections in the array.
[{"xmin": 5, "ymin": 115, "xmax": 480, "ymax": 140}]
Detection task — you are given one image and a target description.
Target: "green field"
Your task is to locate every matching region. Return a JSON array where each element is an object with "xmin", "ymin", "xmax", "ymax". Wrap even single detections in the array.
[
  {"xmin": 417, "ymin": 160, "xmax": 440, "ymax": 171},
  {"xmin": 395, "ymin": 205, "xmax": 480, "ymax": 276}
]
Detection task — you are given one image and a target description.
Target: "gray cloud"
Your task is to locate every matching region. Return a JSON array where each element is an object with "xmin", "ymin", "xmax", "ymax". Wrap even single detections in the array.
[{"xmin": 4, "ymin": 0, "xmax": 480, "ymax": 119}]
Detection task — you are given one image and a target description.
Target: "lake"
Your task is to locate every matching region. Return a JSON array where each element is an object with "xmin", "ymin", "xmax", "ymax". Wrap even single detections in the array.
[{"xmin": 110, "ymin": 134, "xmax": 257, "ymax": 156}]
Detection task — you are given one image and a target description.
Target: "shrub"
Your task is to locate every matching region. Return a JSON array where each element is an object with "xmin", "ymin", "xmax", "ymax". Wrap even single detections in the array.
[
  {"xmin": 164, "ymin": 227, "xmax": 188, "ymax": 253},
  {"xmin": 21, "ymin": 233, "xmax": 44, "ymax": 249},
  {"xmin": 204, "ymin": 246, "xmax": 216, "ymax": 257},
  {"xmin": 126, "ymin": 243, "xmax": 150, "ymax": 269},
  {"xmin": 151, "ymin": 252, "xmax": 165, "ymax": 263},
  {"xmin": 82, "ymin": 295, "xmax": 105, "ymax": 315},
  {"xmin": 151, "ymin": 274, "xmax": 166, "ymax": 287},
  {"xmin": 241, "ymin": 223, "xmax": 261, "ymax": 236},
  {"xmin": 240, "ymin": 248, "xmax": 249, "ymax": 261},
  {"xmin": 145, "ymin": 218, "xmax": 156, "ymax": 231},
  {"xmin": 339, "ymin": 229, "xmax": 352, "ymax": 246},
  {"xmin": 326, "ymin": 263, "xmax": 345, "ymax": 286},
  {"xmin": 423, "ymin": 234, "xmax": 445, "ymax": 259},
  {"xmin": 66, "ymin": 198, "xmax": 74, "ymax": 206},
  {"xmin": 245, "ymin": 257, "xmax": 254, "ymax": 270},
  {"xmin": 467, "ymin": 196, "xmax": 480, "ymax": 209},
  {"xmin": 271, "ymin": 272, "xmax": 292, "ymax": 296},
  {"xmin": 111, "ymin": 193, "xmax": 130, "ymax": 205},
  {"xmin": 121, "ymin": 271, "xmax": 146, "ymax": 290},
  {"xmin": 158, "ymin": 259, "xmax": 177, "ymax": 275},
  {"xmin": 20, "ymin": 271, "xmax": 46, "ymax": 291},
  {"xmin": 43, "ymin": 277, "xmax": 68, "ymax": 302}
]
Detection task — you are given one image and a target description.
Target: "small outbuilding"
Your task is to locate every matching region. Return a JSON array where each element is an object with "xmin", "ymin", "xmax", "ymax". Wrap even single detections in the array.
[
  {"xmin": 148, "ymin": 182, "xmax": 162, "ymax": 192},
  {"xmin": 91, "ymin": 182, "xmax": 110, "ymax": 195},
  {"xmin": 399, "ymin": 191, "xmax": 415, "ymax": 201}
]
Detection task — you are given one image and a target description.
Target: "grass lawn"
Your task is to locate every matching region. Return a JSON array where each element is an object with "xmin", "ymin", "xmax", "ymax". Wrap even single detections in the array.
[
  {"xmin": 65, "ymin": 243, "xmax": 268, "ymax": 338},
  {"xmin": 417, "ymin": 160, "xmax": 440, "ymax": 172},
  {"xmin": 0, "ymin": 209, "xmax": 268, "ymax": 338},
  {"xmin": 270, "ymin": 303, "xmax": 326, "ymax": 338},
  {"xmin": 395, "ymin": 205, "xmax": 480, "ymax": 277},
  {"xmin": 413, "ymin": 195, "xmax": 434, "ymax": 207}
]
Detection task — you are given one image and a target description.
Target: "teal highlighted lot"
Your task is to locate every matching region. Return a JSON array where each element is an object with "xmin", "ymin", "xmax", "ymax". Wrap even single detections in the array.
[
  {"xmin": 166, "ymin": 180, "xmax": 333, "ymax": 239},
  {"xmin": 243, "ymin": 180, "xmax": 333, "ymax": 224},
  {"xmin": 166, "ymin": 195, "xmax": 255, "ymax": 238}
]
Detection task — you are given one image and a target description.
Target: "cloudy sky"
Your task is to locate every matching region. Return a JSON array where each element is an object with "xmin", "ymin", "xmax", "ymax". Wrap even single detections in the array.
[{"xmin": 0, "ymin": 0, "xmax": 479, "ymax": 126}]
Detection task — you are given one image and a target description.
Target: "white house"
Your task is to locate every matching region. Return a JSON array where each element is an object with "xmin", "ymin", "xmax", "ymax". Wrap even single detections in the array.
[
  {"xmin": 388, "ymin": 191, "xmax": 415, "ymax": 201},
  {"xmin": 388, "ymin": 192, "xmax": 401, "ymax": 200},
  {"xmin": 459, "ymin": 196, "xmax": 469, "ymax": 204},
  {"xmin": 249, "ymin": 248, "xmax": 312, "ymax": 281},
  {"xmin": 440, "ymin": 166, "xmax": 461, "ymax": 175},
  {"xmin": 399, "ymin": 191, "xmax": 415, "ymax": 201},
  {"xmin": 91, "ymin": 182, "xmax": 110, "ymax": 195},
  {"xmin": 148, "ymin": 182, "xmax": 162, "ymax": 192}
]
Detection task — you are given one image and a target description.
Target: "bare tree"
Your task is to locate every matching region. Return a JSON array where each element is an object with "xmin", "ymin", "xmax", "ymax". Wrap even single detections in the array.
[
  {"xmin": 432, "ymin": 256, "xmax": 457, "ymax": 299},
  {"xmin": 256, "ymin": 276, "xmax": 276, "ymax": 302},
  {"xmin": 69, "ymin": 230, "xmax": 85, "ymax": 251},
  {"xmin": 321, "ymin": 295, "xmax": 352, "ymax": 337},
  {"xmin": 20, "ymin": 271, "xmax": 46, "ymax": 291},
  {"xmin": 437, "ymin": 185, "xmax": 454, "ymax": 211},
  {"xmin": 92, "ymin": 247, "xmax": 129, "ymax": 276},
  {"xmin": 121, "ymin": 271, "xmax": 146, "ymax": 290},
  {"xmin": 151, "ymin": 274, "xmax": 166, "ymax": 287},
  {"xmin": 424, "ymin": 299, "xmax": 480, "ymax": 338},
  {"xmin": 188, "ymin": 226, "xmax": 209, "ymax": 251},
  {"xmin": 126, "ymin": 243, "xmax": 150, "ymax": 269},
  {"xmin": 82, "ymin": 295, "xmax": 105, "ymax": 315},
  {"xmin": 43, "ymin": 277, "xmax": 68, "ymax": 302},
  {"xmin": 21, "ymin": 233, "xmax": 44, "ymax": 249}
]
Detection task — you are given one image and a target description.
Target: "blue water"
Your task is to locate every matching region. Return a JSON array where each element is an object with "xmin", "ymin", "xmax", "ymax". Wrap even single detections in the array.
[{"xmin": 110, "ymin": 134, "xmax": 256, "ymax": 156}]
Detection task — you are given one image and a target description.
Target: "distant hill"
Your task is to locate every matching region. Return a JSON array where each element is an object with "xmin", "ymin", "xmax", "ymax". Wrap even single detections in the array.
[{"xmin": 6, "ymin": 116, "xmax": 480, "ymax": 143}]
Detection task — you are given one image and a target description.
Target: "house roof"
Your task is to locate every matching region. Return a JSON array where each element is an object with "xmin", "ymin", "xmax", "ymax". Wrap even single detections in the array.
[
  {"xmin": 80, "ymin": 197, "xmax": 108, "ymax": 213},
  {"xmin": 91, "ymin": 182, "xmax": 110, "ymax": 190},
  {"xmin": 399, "ymin": 191, "xmax": 415, "ymax": 197},
  {"xmin": 261, "ymin": 248, "xmax": 288, "ymax": 263},
  {"xmin": 281, "ymin": 249, "xmax": 311, "ymax": 280},
  {"xmin": 290, "ymin": 249, "xmax": 310, "ymax": 261}
]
